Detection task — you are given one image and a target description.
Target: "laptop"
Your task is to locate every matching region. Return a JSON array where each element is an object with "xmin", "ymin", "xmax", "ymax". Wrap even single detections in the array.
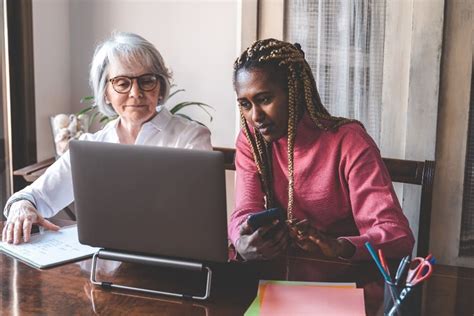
[{"xmin": 69, "ymin": 140, "xmax": 228, "ymax": 263}]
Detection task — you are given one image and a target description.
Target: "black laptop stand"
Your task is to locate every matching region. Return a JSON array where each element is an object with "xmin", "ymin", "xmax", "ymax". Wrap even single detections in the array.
[{"xmin": 90, "ymin": 249, "xmax": 212, "ymax": 300}]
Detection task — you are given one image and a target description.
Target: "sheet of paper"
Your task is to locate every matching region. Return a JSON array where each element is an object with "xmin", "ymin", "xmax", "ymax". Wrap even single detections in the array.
[
  {"xmin": 259, "ymin": 283, "xmax": 365, "ymax": 316},
  {"xmin": 244, "ymin": 280, "xmax": 358, "ymax": 316},
  {"xmin": 0, "ymin": 225, "xmax": 99, "ymax": 268}
]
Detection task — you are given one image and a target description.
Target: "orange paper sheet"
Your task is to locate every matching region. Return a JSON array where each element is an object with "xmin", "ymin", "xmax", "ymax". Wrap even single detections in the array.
[{"xmin": 259, "ymin": 284, "xmax": 365, "ymax": 316}]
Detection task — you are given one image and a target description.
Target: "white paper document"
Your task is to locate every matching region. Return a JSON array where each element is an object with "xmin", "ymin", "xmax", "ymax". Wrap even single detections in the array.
[{"xmin": 0, "ymin": 225, "xmax": 99, "ymax": 269}]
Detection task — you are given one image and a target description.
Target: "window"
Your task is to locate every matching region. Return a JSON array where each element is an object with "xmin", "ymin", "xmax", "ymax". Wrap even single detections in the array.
[{"xmin": 284, "ymin": 0, "xmax": 386, "ymax": 144}]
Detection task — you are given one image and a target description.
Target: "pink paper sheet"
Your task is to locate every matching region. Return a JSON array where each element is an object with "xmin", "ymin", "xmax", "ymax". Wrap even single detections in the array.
[{"xmin": 259, "ymin": 284, "xmax": 365, "ymax": 316}]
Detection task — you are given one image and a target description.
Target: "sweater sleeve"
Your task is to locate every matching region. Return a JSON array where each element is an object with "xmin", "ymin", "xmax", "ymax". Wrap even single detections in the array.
[
  {"xmin": 339, "ymin": 127, "xmax": 415, "ymax": 260},
  {"xmin": 228, "ymin": 131, "xmax": 266, "ymax": 246}
]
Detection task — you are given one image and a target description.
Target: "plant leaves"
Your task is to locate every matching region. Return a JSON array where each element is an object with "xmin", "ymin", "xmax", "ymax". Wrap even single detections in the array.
[
  {"xmin": 168, "ymin": 88, "xmax": 185, "ymax": 99},
  {"xmin": 90, "ymin": 111, "xmax": 100, "ymax": 126},
  {"xmin": 193, "ymin": 103, "xmax": 214, "ymax": 122},
  {"xmin": 76, "ymin": 106, "xmax": 95, "ymax": 116},
  {"xmin": 169, "ymin": 101, "xmax": 214, "ymax": 122},
  {"xmin": 80, "ymin": 96, "xmax": 95, "ymax": 103},
  {"xmin": 174, "ymin": 113, "xmax": 193, "ymax": 121},
  {"xmin": 174, "ymin": 113, "xmax": 205, "ymax": 127}
]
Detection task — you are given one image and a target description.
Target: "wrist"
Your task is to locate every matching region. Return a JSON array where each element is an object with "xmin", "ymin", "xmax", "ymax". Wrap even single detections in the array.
[{"xmin": 4, "ymin": 197, "xmax": 37, "ymax": 219}]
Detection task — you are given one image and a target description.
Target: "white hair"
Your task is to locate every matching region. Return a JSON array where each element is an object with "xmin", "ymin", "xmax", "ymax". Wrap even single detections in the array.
[{"xmin": 89, "ymin": 32, "xmax": 172, "ymax": 116}]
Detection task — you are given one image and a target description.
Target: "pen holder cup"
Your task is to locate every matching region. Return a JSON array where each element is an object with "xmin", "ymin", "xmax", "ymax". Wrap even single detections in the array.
[{"xmin": 383, "ymin": 281, "xmax": 420, "ymax": 316}]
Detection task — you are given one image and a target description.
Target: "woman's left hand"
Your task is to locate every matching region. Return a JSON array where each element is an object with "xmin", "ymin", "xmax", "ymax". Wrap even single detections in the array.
[{"xmin": 287, "ymin": 219, "xmax": 355, "ymax": 259}]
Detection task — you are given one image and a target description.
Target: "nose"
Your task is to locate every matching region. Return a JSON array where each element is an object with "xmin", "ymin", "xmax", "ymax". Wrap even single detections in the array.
[
  {"xmin": 251, "ymin": 105, "xmax": 265, "ymax": 124},
  {"xmin": 128, "ymin": 79, "xmax": 143, "ymax": 98}
]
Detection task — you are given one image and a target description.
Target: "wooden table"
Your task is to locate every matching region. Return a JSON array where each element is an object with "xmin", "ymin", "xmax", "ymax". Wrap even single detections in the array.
[{"xmin": 1, "ymin": 223, "xmax": 474, "ymax": 315}]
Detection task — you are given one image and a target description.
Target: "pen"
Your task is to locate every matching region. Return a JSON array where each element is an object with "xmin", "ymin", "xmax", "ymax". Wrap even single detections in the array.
[
  {"xmin": 378, "ymin": 249, "xmax": 391, "ymax": 278},
  {"xmin": 428, "ymin": 256, "xmax": 436, "ymax": 265},
  {"xmin": 394, "ymin": 255, "xmax": 410, "ymax": 286},
  {"xmin": 365, "ymin": 242, "xmax": 391, "ymax": 282}
]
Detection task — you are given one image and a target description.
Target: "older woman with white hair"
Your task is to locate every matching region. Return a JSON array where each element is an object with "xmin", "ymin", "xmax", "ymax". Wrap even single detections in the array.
[{"xmin": 2, "ymin": 32, "xmax": 212, "ymax": 244}]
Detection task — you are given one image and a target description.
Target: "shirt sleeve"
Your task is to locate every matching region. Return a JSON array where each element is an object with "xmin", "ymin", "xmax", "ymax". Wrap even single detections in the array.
[
  {"xmin": 339, "ymin": 127, "xmax": 415, "ymax": 260},
  {"xmin": 228, "ymin": 131, "xmax": 266, "ymax": 246},
  {"xmin": 181, "ymin": 124, "xmax": 212, "ymax": 151},
  {"xmin": 2, "ymin": 132, "xmax": 99, "ymax": 220},
  {"xmin": 4, "ymin": 151, "xmax": 74, "ymax": 219}
]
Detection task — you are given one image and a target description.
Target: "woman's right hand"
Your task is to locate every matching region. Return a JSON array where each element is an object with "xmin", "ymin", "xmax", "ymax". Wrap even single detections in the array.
[
  {"xmin": 2, "ymin": 200, "xmax": 59, "ymax": 244},
  {"xmin": 235, "ymin": 219, "xmax": 289, "ymax": 261}
]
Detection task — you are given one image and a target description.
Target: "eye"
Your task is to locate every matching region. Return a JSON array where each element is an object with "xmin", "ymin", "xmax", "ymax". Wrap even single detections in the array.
[
  {"xmin": 257, "ymin": 95, "xmax": 272, "ymax": 104},
  {"xmin": 114, "ymin": 78, "xmax": 131, "ymax": 88},
  {"xmin": 139, "ymin": 75, "xmax": 157, "ymax": 87},
  {"xmin": 238, "ymin": 100, "xmax": 251, "ymax": 110}
]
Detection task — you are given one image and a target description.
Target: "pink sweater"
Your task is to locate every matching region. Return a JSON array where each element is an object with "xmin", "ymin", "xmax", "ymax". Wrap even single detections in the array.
[{"xmin": 229, "ymin": 114, "xmax": 414, "ymax": 260}]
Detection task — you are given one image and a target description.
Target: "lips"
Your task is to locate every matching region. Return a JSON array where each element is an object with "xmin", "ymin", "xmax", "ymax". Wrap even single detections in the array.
[
  {"xmin": 124, "ymin": 104, "xmax": 147, "ymax": 108},
  {"xmin": 256, "ymin": 123, "xmax": 272, "ymax": 135}
]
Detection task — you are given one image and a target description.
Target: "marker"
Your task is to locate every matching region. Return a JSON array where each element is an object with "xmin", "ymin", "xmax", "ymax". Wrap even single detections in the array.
[{"xmin": 394, "ymin": 255, "xmax": 410, "ymax": 286}]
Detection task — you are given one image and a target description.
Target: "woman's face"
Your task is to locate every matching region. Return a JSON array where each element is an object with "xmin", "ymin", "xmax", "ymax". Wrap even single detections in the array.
[
  {"xmin": 234, "ymin": 68, "xmax": 289, "ymax": 142},
  {"xmin": 105, "ymin": 60, "xmax": 161, "ymax": 126}
]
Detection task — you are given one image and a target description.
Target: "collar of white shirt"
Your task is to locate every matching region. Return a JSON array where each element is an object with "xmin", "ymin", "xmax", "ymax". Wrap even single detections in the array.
[{"xmin": 102, "ymin": 106, "xmax": 173, "ymax": 144}]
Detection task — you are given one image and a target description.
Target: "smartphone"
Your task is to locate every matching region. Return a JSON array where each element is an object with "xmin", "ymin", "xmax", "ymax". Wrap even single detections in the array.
[{"xmin": 247, "ymin": 207, "xmax": 284, "ymax": 231}]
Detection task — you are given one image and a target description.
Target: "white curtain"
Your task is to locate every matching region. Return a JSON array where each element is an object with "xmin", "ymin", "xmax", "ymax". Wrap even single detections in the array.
[{"xmin": 285, "ymin": 0, "xmax": 386, "ymax": 144}]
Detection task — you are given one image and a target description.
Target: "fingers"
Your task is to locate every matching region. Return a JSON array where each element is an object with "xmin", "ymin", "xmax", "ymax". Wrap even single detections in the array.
[
  {"xmin": 286, "ymin": 218, "xmax": 328, "ymax": 253},
  {"xmin": 287, "ymin": 218, "xmax": 309, "ymax": 228},
  {"xmin": 238, "ymin": 217, "xmax": 292, "ymax": 260},
  {"xmin": 2, "ymin": 201, "xmax": 48, "ymax": 244},
  {"xmin": 256, "ymin": 223, "xmax": 289, "ymax": 259},
  {"xmin": 287, "ymin": 218, "xmax": 309, "ymax": 236},
  {"xmin": 292, "ymin": 219, "xmax": 310, "ymax": 234},
  {"xmin": 264, "ymin": 239, "xmax": 288, "ymax": 260},
  {"xmin": 2, "ymin": 224, "xmax": 7, "ymax": 241},
  {"xmin": 256, "ymin": 219, "xmax": 280, "ymax": 237},
  {"xmin": 2, "ymin": 222, "xmax": 12, "ymax": 243},
  {"xmin": 2, "ymin": 220, "xmax": 31, "ymax": 244},
  {"xmin": 239, "ymin": 220, "xmax": 253, "ymax": 236},
  {"xmin": 37, "ymin": 218, "xmax": 60, "ymax": 231},
  {"xmin": 22, "ymin": 218, "xmax": 33, "ymax": 243},
  {"xmin": 308, "ymin": 234, "xmax": 322, "ymax": 245},
  {"xmin": 267, "ymin": 228, "xmax": 289, "ymax": 252},
  {"xmin": 287, "ymin": 224, "xmax": 300, "ymax": 239},
  {"xmin": 13, "ymin": 221, "xmax": 23, "ymax": 244}
]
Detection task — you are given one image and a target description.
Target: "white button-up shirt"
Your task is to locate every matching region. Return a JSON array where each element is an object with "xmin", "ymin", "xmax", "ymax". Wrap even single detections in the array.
[{"xmin": 4, "ymin": 108, "xmax": 212, "ymax": 218}]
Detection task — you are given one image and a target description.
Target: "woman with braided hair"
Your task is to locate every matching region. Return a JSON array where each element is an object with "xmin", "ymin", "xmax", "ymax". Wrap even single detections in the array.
[{"xmin": 228, "ymin": 38, "xmax": 414, "ymax": 261}]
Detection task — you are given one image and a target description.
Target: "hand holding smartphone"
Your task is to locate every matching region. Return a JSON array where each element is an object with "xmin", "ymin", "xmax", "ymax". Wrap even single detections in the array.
[{"xmin": 247, "ymin": 207, "xmax": 285, "ymax": 231}]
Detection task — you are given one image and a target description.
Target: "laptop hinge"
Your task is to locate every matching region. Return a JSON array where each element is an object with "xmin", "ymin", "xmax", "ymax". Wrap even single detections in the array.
[{"xmin": 90, "ymin": 248, "xmax": 212, "ymax": 300}]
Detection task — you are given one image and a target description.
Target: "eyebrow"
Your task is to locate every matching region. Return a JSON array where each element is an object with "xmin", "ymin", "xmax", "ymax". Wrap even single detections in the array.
[
  {"xmin": 237, "ymin": 91, "xmax": 273, "ymax": 101},
  {"xmin": 110, "ymin": 72, "xmax": 152, "ymax": 78}
]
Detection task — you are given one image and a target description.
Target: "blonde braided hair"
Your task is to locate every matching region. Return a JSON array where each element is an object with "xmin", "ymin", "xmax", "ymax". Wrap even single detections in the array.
[{"xmin": 234, "ymin": 38, "xmax": 359, "ymax": 220}]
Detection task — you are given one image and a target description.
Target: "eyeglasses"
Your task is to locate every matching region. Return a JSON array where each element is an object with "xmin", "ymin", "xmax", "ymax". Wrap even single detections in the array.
[{"xmin": 108, "ymin": 73, "xmax": 160, "ymax": 94}]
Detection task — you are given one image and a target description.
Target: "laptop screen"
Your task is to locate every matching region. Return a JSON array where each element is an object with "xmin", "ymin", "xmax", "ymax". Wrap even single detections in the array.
[{"xmin": 70, "ymin": 140, "xmax": 228, "ymax": 263}]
